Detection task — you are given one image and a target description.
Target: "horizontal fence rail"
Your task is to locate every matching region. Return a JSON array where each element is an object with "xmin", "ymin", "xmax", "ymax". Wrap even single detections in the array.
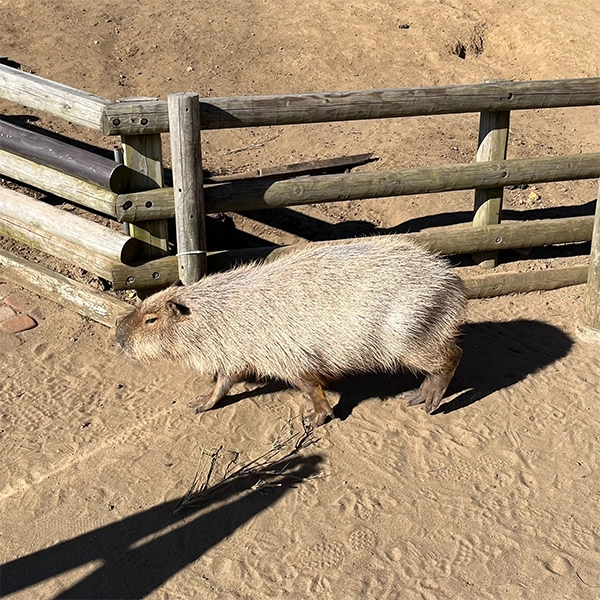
[
  {"xmin": 0, "ymin": 248, "xmax": 133, "ymax": 327},
  {"xmin": 0, "ymin": 149, "xmax": 118, "ymax": 216},
  {"xmin": 0, "ymin": 64, "xmax": 110, "ymax": 131},
  {"xmin": 111, "ymin": 220, "xmax": 593, "ymax": 290},
  {"xmin": 103, "ymin": 78, "xmax": 600, "ymax": 135},
  {"xmin": 0, "ymin": 186, "xmax": 142, "ymax": 281},
  {"xmin": 116, "ymin": 153, "xmax": 600, "ymax": 220}
]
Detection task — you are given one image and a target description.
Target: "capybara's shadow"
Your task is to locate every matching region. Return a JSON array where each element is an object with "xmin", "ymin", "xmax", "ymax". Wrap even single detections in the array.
[
  {"xmin": 333, "ymin": 319, "xmax": 574, "ymax": 419},
  {"xmin": 210, "ymin": 319, "xmax": 573, "ymax": 422}
]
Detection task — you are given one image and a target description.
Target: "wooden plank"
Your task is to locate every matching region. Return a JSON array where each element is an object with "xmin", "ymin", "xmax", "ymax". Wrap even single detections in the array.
[
  {"xmin": 0, "ymin": 248, "xmax": 133, "ymax": 327},
  {"xmin": 0, "ymin": 149, "xmax": 118, "ymax": 216},
  {"xmin": 0, "ymin": 64, "xmax": 110, "ymax": 131},
  {"xmin": 208, "ymin": 153, "xmax": 376, "ymax": 182},
  {"xmin": 103, "ymin": 78, "xmax": 600, "ymax": 135},
  {"xmin": 0, "ymin": 119, "xmax": 131, "ymax": 192},
  {"xmin": 121, "ymin": 128, "xmax": 169, "ymax": 258},
  {"xmin": 168, "ymin": 93, "xmax": 207, "ymax": 283},
  {"xmin": 116, "ymin": 153, "xmax": 600, "ymax": 221},
  {"xmin": 464, "ymin": 265, "xmax": 588, "ymax": 298},
  {"xmin": 0, "ymin": 186, "xmax": 140, "ymax": 279},
  {"xmin": 580, "ymin": 179, "xmax": 600, "ymax": 340},
  {"xmin": 473, "ymin": 108, "xmax": 510, "ymax": 267}
]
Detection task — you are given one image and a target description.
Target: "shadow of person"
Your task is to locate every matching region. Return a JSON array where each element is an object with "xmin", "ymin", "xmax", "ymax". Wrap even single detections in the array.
[
  {"xmin": 330, "ymin": 319, "xmax": 573, "ymax": 420},
  {"xmin": 0, "ymin": 455, "xmax": 322, "ymax": 600}
]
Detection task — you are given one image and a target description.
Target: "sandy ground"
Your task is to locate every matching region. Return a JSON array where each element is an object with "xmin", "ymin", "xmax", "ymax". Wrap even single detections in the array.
[{"xmin": 1, "ymin": 0, "xmax": 600, "ymax": 598}]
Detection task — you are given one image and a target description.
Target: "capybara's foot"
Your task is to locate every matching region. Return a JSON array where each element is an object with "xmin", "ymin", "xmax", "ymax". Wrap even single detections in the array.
[
  {"xmin": 402, "ymin": 385, "xmax": 443, "ymax": 414},
  {"xmin": 187, "ymin": 372, "xmax": 244, "ymax": 414},
  {"xmin": 188, "ymin": 394, "xmax": 215, "ymax": 413},
  {"xmin": 402, "ymin": 371, "xmax": 453, "ymax": 413},
  {"xmin": 401, "ymin": 388, "xmax": 428, "ymax": 407},
  {"xmin": 303, "ymin": 406, "xmax": 334, "ymax": 429},
  {"xmin": 403, "ymin": 343, "xmax": 462, "ymax": 413},
  {"xmin": 292, "ymin": 376, "xmax": 334, "ymax": 429}
]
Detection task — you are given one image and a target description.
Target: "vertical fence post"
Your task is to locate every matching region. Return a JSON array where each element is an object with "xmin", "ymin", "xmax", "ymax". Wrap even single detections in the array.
[
  {"xmin": 473, "ymin": 86, "xmax": 510, "ymax": 268},
  {"xmin": 120, "ymin": 98, "xmax": 169, "ymax": 260},
  {"xmin": 168, "ymin": 92, "xmax": 207, "ymax": 285},
  {"xmin": 579, "ymin": 182, "xmax": 600, "ymax": 342}
]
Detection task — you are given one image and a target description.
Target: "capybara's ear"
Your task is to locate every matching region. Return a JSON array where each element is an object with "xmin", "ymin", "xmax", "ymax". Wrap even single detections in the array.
[
  {"xmin": 167, "ymin": 300, "xmax": 191, "ymax": 317},
  {"xmin": 171, "ymin": 280, "xmax": 185, "ymax": 288}
]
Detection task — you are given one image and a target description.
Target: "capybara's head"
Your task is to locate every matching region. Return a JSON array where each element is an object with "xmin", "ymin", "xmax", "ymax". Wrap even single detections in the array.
[{"xmin": 116, "ymin": 282, "xmax": 191, "ymax": 362}]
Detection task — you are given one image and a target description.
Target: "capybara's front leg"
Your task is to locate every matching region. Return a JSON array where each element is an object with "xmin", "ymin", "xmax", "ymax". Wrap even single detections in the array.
[{"xmin": 188, "ymin": 372, "xmax": 244, "ymax": 413}]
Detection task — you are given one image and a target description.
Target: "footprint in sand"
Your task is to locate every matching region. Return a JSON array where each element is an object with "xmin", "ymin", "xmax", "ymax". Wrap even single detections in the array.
[
  {"xmin": 349, "ymin": 527, "xmax": 377, "ymax": 552},
  {"xmin": 298, "ymin": 541, "xmax": 346, "ymax": 570}
]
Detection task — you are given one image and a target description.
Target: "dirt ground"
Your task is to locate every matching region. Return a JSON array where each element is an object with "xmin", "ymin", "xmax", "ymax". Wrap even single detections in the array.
[{"xmin": 1, "ymin": 1, "xmax": 600, "ymax": 598}]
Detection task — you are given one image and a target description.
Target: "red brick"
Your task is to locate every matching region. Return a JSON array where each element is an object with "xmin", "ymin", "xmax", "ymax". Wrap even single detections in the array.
[
  {"xmin": 0, "ymin": 314, "xmax": 37, "ymax": 334},
  {"xmin": 3, "ymin": 293, "xmax": 30, "ymax": 312},
  {"xmin": 0, "ymin": 305, "xmax": 16, "ymax": 323}
]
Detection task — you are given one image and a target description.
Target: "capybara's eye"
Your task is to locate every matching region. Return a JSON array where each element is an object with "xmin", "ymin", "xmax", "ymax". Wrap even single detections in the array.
[{"xmin": 144, "ymin": 317, "xmax": 158, "ymax": 324}]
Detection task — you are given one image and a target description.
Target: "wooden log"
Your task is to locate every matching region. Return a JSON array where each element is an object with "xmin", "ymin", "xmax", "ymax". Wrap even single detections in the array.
[
  {"xmin": 0, "ymin": 248, "xmax": 133, "ymax": 327},
  {"xmin": 111, "ymin": 249, "xmax": 589, "ymax": 298},
  {"xmin": 0, "ymin": 119, "xmax": 131, "ymax": 192},
  {"xmin": 580, "ymin": 181, "xmax": 600, "ymax": 341},
  {"xmin": 168, "ymin": 92, "xmax": 207, "ymax": 284},
  {"xmin": 464, "ymin": 265, "xmax": 588, "ymax": 298},
  {"xmin": 103, "ymin": 78, "xmax": 600, "ymax": 135},
  {"xmin": 473, "ymin": 106, "xmax": 510, "ymax": 267},
  {"xmin": 121, "ymin": 124, "xmax": 169, "ymax": 258},
  {"xmin": 116, "ymin": 153, "xmax": 600, "ymax": 221},
  {"xmin": 0, "ymin": 64, "xmax": 110, "ymax": 131},
  {"xmin": 407, "ymin": 217, "xmax": 593, "ymax": 255},
  {"xmin": 0, "ymin": 149, "xmax": 118, "ymax": 217},
  {"xmin": 259, "ymin": 218, "xmax": 593, "ymax": 259},
  {"xmin": 0, "ymin": 186, "xmax": 140, "ymax": 280}
]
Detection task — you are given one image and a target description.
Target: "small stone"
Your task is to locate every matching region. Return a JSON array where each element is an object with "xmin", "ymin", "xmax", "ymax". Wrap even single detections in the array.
[
  {"xmin": 29, "ymin": 308, "xmax": 44, "ymax": 322},
  {"xmin": 398, "ymin": 22, "xmax": 411, "ymax": 29},
  {"xmin": 0, "ymin": 305, "xmax": 16, "ymax": 323},
  {"xmin": 186, "ymin": 66, "xmax": 194, "ymax": 72},
  {"xmin": 1, "ymin": 314, "xmax": 37, "ymax": 334},
  {"xmin": 3, "ymin": 293, "xmax": 29, "ymax": 312}
]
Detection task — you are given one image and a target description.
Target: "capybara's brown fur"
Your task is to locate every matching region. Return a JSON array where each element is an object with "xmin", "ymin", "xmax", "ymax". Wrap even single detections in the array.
[{"xmin": 116, "ymin": 236, "xmax": 467, "ymax": 427}]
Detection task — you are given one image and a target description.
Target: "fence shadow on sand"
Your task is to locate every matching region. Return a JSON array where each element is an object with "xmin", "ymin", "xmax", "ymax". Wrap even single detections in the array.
[{"xmin": 0, "ymin": 455, "xmax": 322, "ymax": 599}]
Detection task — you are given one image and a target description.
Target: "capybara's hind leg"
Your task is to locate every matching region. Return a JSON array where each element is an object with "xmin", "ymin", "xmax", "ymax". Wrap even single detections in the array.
[
  {"xmin": 188, "ymin": 372, "xmax": 244, "ymax": 413},
  {"xmin": 403, "ymin": 343, "xmax": 462, "ymax": 413},
  {"xmin": 290, "ymin": 376, "xmax": 334, "ymax": 428}
]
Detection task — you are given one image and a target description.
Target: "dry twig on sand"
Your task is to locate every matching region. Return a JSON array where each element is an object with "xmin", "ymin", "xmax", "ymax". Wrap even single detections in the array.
[{"xmin": 174, "ymin": 417, "xmax": 318, "ymax": 514}]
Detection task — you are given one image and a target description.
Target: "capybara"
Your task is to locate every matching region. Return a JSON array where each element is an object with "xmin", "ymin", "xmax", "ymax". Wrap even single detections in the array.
[{"xmin": 116, "ymin": 236, "xmax": 466, "ymax": 427}]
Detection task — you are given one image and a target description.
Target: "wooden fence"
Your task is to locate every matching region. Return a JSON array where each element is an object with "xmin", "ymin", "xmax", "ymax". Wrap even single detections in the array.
[{"xmin": 0, "ymin": 63, "xmax": 599, "ymax": 339}]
